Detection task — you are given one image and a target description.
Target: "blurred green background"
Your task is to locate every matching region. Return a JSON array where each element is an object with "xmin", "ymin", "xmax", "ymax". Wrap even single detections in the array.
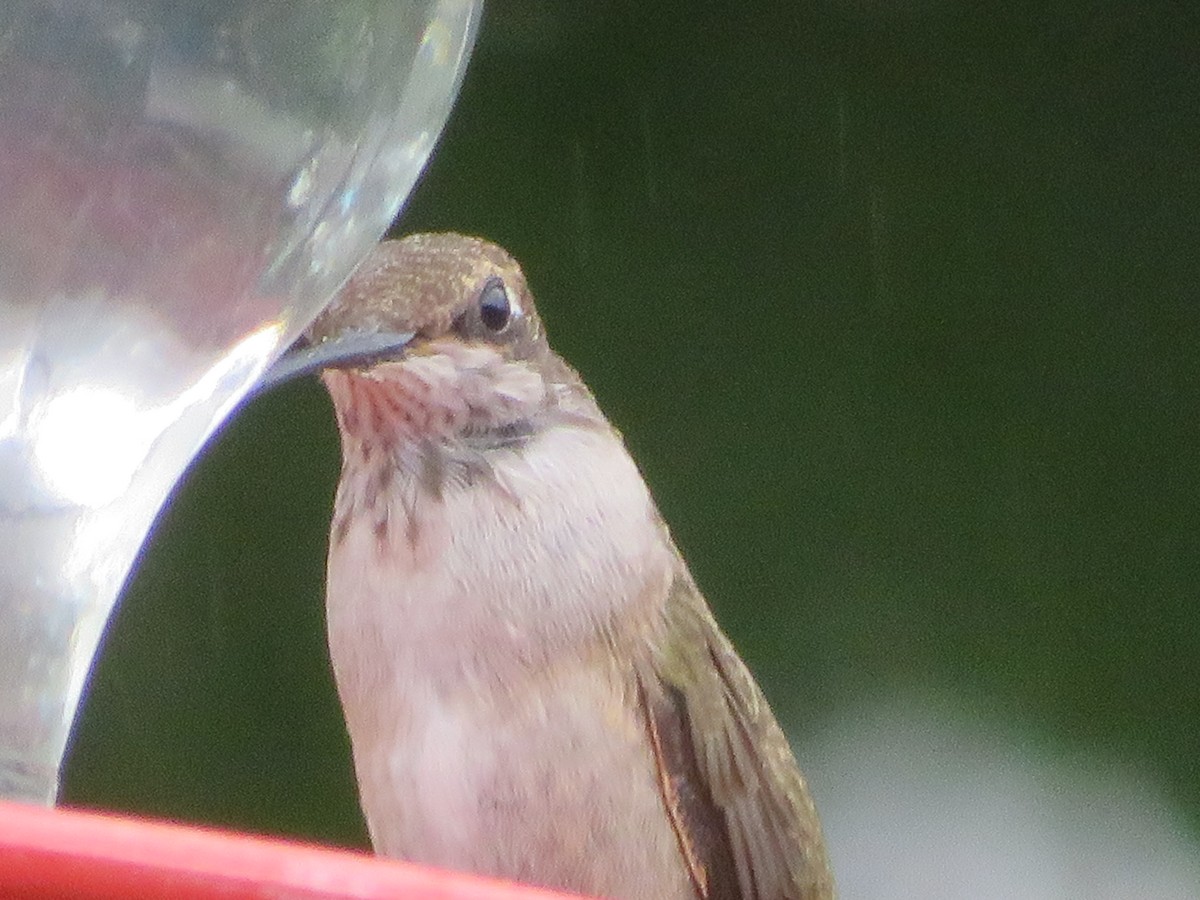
[{"xmin": 64, "ymin": 0, "xmax": 1199, "ymax": 888}]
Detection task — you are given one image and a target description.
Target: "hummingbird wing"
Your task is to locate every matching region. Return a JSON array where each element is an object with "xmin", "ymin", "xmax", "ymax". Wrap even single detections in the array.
[{"xmin": 637, "ymin": 567, "xmax": 834, "ymax": 900}]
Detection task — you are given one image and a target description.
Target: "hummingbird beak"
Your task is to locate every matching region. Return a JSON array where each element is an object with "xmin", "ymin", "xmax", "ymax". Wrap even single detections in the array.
[{"xmin": 253, "ymin": 329, "xmax": 416, "ymax": 396}]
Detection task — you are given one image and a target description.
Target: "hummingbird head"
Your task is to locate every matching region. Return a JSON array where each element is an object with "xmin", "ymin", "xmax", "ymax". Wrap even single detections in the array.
[
  {"xmin": 310, "ymin": 232, "xmax": 547, "ymax": 359},
  {"xmin": 272, "ymin": 233, "xmax": 597, "ymax": 460}
]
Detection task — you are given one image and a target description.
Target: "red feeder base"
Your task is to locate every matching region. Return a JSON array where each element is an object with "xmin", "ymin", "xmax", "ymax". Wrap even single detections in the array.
[{"xmin": 0, "ymin": 801, "xmax": 578, "ymax": 899}]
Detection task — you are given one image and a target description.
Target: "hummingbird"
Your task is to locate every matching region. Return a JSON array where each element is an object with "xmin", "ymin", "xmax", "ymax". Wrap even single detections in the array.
[{"xmin": 265, "ymin": 233, "xmax": 834, "ymax": 899}]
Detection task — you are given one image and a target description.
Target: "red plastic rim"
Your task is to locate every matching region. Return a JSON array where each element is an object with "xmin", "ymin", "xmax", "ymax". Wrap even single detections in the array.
[{"xmin": 0, "ymin": 800, "xmax": 580, "ymax": 899}]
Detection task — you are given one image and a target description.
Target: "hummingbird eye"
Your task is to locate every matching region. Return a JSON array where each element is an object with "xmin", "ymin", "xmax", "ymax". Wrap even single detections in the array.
[{"xmin": 478, "ymin": 277, "xmax": 512, "ymax": 332}]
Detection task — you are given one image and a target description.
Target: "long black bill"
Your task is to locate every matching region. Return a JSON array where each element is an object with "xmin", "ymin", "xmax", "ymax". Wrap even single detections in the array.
[{"xmin": 252, "ymin": 329, "xmax": 416, "ymax": 397}]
